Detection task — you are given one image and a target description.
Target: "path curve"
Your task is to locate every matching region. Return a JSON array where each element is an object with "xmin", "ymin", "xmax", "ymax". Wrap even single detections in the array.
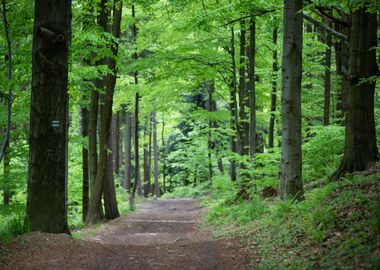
[{"xmin": 0, "ymin": 199, "xmax": 250, "ymax": 269}]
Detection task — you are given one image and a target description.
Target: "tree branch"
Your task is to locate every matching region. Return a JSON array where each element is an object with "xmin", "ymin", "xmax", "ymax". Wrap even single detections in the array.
[
  {"xmin": 303, "ymin": 14, "xmax": 348, "ymax": 41},
  {"xmin": 221, "ymin": 9, "xmax": 276, "ymax": 27}
]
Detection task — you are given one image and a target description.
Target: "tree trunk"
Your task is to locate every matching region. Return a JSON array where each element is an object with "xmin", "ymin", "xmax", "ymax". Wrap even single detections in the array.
[
  {"xmin": 268, "ymin": 27, "xmax": 278, "ymax": 148},
  {"xmin": 280, "ymin": 0, "xmax": 304, "ymax": 201},
  {"xmin": 333, "ymin": 9, "xmax": 379, "ymax": 179},
  {"xmin": 80, "ymin": 107, "xmax": 89, "ymax": 222},
  {"xmin": 236, "ymin": 20, "xmax": 251, "ymax": 200},
  {"xmin": 248, "ymin": 18, "xmax": 256, "ymax": 157},
  {"xmin": 152, "ymin": 112, "xmax": 160, "ymax": 197},
  {"xmin": 129, "ymin": 3, "xmax": 142, "ymax": 210},
  {"xmin": 103, "ymin": 116, "xmax": 120, "ymax": 220},
  {"xmin": 229, "ymin": 26, "xmax": 238, "ymax": 182},
  {"xmin": 27, "ymin": 0, "xmax": 71, "ymax": 234},
  {"xmin": 143, "ymin": 116, "xmax": 151, "ymax": 197},
  {"xmin": 124, "ymin": 110, "xmax": 132, "ymax": 191},
  {"xmin": 113, "ymin": 112, "xmax": 120, "ymax": 176},
  {"xmin": 87, "ymin": 0, "xmax": 122, "ymax": 223},
  {"xmin": 0, "ymin": 0, "xmax": 12, "ymax": 165},
  {"xmin": 207, "ymin": 81, "xmax": 216, "ymax": 180},
  {"xmin": 161, "ymin": 120, "xmax": 166, "ymax": 193},
  {"xmin": 323, "ymin": 23, "xmax": 332, "ymax": 126},
  {"xmin": 3, "ymin": 145, "xmax": 10, "ymax": 205}
]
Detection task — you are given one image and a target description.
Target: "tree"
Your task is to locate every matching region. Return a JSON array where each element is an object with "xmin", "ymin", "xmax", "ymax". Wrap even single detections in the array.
[
  {"xmin": 27, "ymin": 0, "xmax": 72, "ymax": 233},
  {"xmin": 0, "ymin": 0, "xmax": 13, "ymax": 165},
  {"xmin": 124, "ymin": 109, "xmax": 132, "ymax": 191},
  {"xmin": 152, "ymin": 112, "xmax": 160, "ymax": 197},
  {"xmin": 333, "ymin": 7, "xmax": 379, "ymax": 178},
  {"xmin": 279, "ymin": 0, "xmax": 304, "ymax": 200},
  {"xmin": 87, "ymin": 0, "xmax": 122, "ymax": 223},
  {"xmin": 268, "ymin": 26, "xmax": 278, "ymax": 149}
]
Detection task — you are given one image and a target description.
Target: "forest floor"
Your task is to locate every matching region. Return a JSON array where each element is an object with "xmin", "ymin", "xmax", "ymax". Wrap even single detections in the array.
[{"xmin": 0, "ymin": 199, "xmax": 251, "ymax": 270}]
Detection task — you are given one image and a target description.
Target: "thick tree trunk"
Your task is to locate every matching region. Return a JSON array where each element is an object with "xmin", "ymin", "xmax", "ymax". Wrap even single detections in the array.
[
  {"xmin": 268, "ymin": 27, "xmax": 278, "ymax": 148},
  {"xmin": 280, "ymin": 0, "xmax": 304, "ymax": 201},
  {"xmin": 323, "ymin": 23, "xmax": 332, "ymax": 126},
  {"xmin": 80, "ymin": 107, "xmax": 89, "ymax": 222},
  {"xmin": 333, "ymin": 10, "xmax": 379, "ymax": 179},
  {"xmin": 87, "ymin": 0, "xmax": 122, "ymax": 223},
  {"xmin": 143, "ymin": 116, "xmax": 151, "ymax": 197},
  {"xmin": 152, "ymin": 112, "xmax": 160, "ymax": 197},
  {"xmin": 103, "ymin": 116, "xmax": 120, "ymax": 220},
  {"xmin": 124, "ymin": 110, "xmax": 132, "ymax": 191},
  {"xmin": 27, "ymin": 0, "xmax": 71, "ymax": 233},
  {"xmin": 248, "ymin": 18, "xmax": 256, "ymax": 157},
  {"xmin": 229, "ymin": 26, "xmax": 238, "ymax": 181}
]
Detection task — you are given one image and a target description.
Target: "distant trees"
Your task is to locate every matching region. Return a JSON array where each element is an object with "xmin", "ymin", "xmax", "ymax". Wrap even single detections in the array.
[{"xmin": 27, "ymin": 0, "xmax": 71, "ymax": 233}]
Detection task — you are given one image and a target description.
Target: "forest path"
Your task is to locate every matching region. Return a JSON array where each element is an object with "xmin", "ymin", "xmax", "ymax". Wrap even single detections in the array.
[{"xmin": 0, "ymin": 199, "xmax": 250, "ymax": 270}]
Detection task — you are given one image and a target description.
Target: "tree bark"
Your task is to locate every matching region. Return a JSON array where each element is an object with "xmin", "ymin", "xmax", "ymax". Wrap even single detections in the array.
[
  {"xmin": 229, "ymin": 26, "xmax": 238, "ymax": 182},
  {"xmin": 280, "ymin": 0, "xmax": 304, "ymax": 201},
  {"xmin": 0, "ymin": 0, "xmax": 13, "ymax": 165},
  {"xmin": 103, "ymin": 116, "xmax": 120, "ymax": 220},
  {"xmin": 333, "ymin": 9, "xmax": 379, "ymax": 179},
  {"xmin": 80, "ymin": 107, "xmax": 89, "ymax": 222},
  {"xmin": 236, "ymin": 20, "xmax": 251, "ymax": 200},
  {"xmin": 87, "ymin": 0, "xmax": 122, "ymax": 223},
  {"xmin": 152, "ymin": 112, "xmax": 160, "ymax": 197},
  {"xmin": 113, "ymin": 112, "xmax": 120, "ymax": 176},
  {"xmin": 143, "ymin": 116, "xmax": 151, "ymax": 197},
  {"xmin": 124, "ymin": 110, "xmax": 132, "ymax": 191},
  {"xmin": 27, "ymin": 0, "xmax": 71, "ymax": 233},
  {"xmin": 3, "ymin": 143, "xmax": 9, "ymax": 205},
  {"xmin": 323, "ymin": 22, "xmax": 332, "ymax": 126},
  {"xmin": 268, "ymin": 27, "xmax": 278, "ymax": 148},
  {"xmin": 161, "ymin": 120, "xmax": 166, "ymax": 193},
  {"xmin": 248, "ymin": 17, "xmax": 256, "ymax": 157},
  {"xmin": 129, "ymin": 3, "xmax": 142, "ymax": 210}
]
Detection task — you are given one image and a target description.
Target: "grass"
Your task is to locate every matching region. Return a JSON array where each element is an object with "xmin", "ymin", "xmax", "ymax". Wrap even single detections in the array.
[{"xmin": 197, "ymin": 173, "xmax": 380, "ymax": 269}]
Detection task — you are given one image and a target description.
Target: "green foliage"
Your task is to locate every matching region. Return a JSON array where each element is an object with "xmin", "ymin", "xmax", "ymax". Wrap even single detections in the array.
[
  {"xmin": 201, "ymin": 172, "xmax": 380, "ymax": 269},
  {"xmin": 303, "ymin": 125, "xmax": 344, "ymax": 181},
  {"xmin": 0, "ymin": 204, "xmax": 28, "ymax": 242}
]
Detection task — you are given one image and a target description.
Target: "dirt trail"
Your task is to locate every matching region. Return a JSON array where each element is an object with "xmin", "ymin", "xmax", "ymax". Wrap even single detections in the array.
[{"xmin": 0, "ymin": 199, "xmax": 250, "ymax": 270}]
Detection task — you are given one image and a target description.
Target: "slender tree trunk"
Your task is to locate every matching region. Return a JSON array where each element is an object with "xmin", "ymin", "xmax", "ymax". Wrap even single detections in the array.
[
  {"xmin": 81, "ymin": 107, "xmax": 89, "ymax": 222},
  {"xmin": 207, "ymin": 81, "xmax": 216, "ymax": 180},
  {"xmin": 323, "ymin": 23, "xmax": 332, "ymax": 126},
  {"xmin": 113, "ymin": 112, "xmax": 120, "ymax": 175},
  {"xmin": 248, "ymin": 17, "xmax": 256, "ymax": 157},
  {"xmin": 237, "ymin": 20, "xmax": 251, "ymax": 200},
  {"xmin": 280, "ymin": 0, "xmax": 304, "ymax": 201},
  {"xmin": 129, "ymin": 3, "xmax": 143, "ymax": 209},
  {"xmin": 3, "ymin": 144, "xmax": 9, "ymax": 205},
  {"xmin": 27, "ymin": 0, "xmax": 71, "ymax": 233},
  {"xmin": 0, "ymin": 0, "xmax": 12, "ymax": 165},
  {"xmin": 143, "ymin": 116, "xmax": 151, "ymax": 197},
  {"xmin": 161, "ymin": 120, "xmax": 166, "ymax": 193},
  {"xmin": 87, "ymin": 0, "xmax": 122, "ymax": 223},
  {"xmin": 88, "ymin": 0, "xmax": 109, "ymax": 219},
  {"xmin": 229, "ymin": 26, "xmax": 238, "ymax": 181},
  {"xmin": 124, "ymin": 110, "xmax": 132, "ymax": 191},
  {"xmin": 268, "ymin": 27, "xmax": 278, "ymax": 148},
  {"xmin": 152, "ymin": 112, "xmax": 160, "ymax": 197},
  {"xmin": 333, "ymin": 9, "xmax": 379, "ymax": 178}
]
